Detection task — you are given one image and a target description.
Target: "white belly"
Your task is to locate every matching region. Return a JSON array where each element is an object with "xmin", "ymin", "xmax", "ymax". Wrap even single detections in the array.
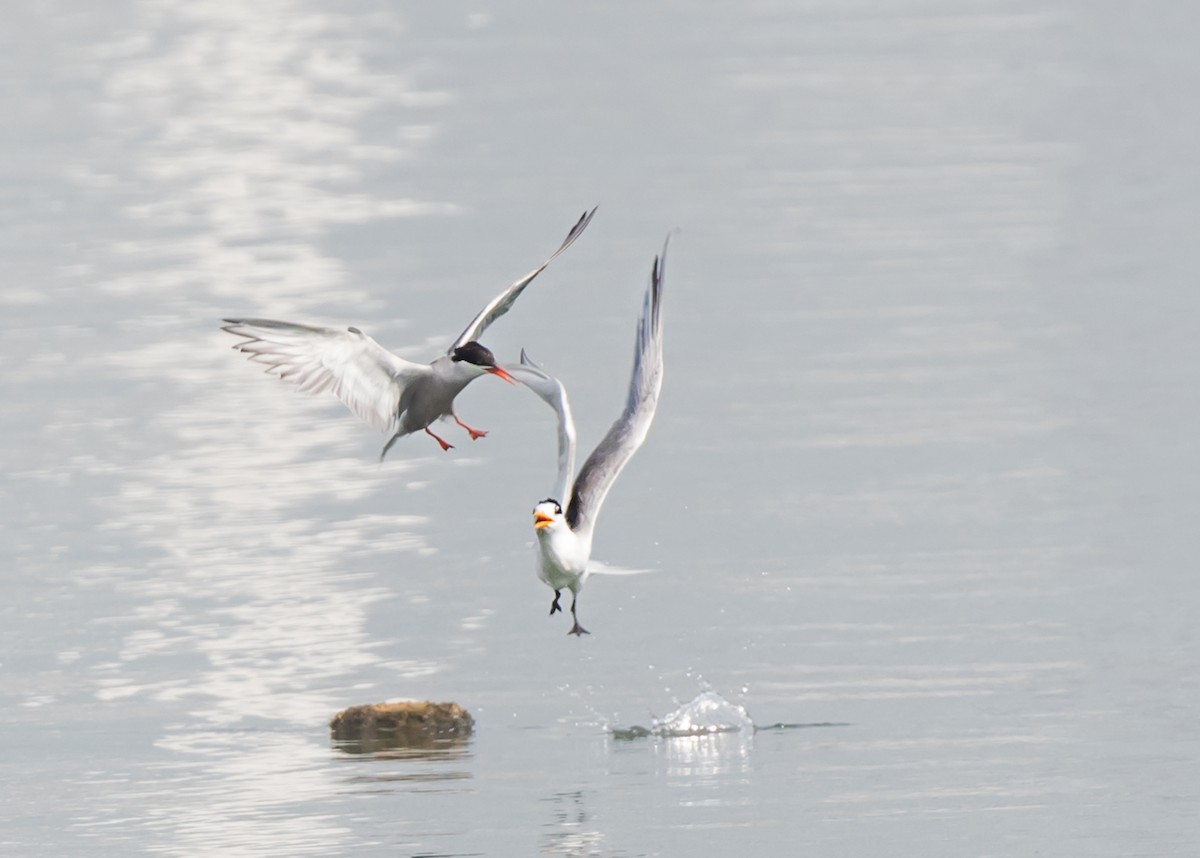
[{"xmin": 535, "ymin": 528, "xmax": 590, "ymax": 592}]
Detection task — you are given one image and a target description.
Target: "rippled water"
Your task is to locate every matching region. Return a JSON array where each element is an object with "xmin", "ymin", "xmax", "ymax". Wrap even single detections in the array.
[{"xmin": 3, "ymin": 1, "xmax": 1199, "ymax": 855}]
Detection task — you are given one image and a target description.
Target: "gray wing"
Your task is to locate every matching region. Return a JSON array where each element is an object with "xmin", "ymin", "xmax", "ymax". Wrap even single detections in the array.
[
  {"xmin": 506, "ymin": 349, "xmax": 577, "ymax": 506},
  {"xmin": 565, "ymin": 238, "xmax": 669, "ymax": 541},
  {"xmin": 449, "ymin": 207, "xmax": 597, "ymax": 352},
  {"xmin": 223, "ymin": 318, "xmax": 428, "ymax": 432}
]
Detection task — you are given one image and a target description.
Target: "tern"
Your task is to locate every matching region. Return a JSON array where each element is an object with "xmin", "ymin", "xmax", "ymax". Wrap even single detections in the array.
[
  {"xmin": 222, "ymin": 207, "xmax": 596, "ymax": 459},
  {"xmin": 509, "ymin": 238, "xmax": 668, "ymax": 635}
]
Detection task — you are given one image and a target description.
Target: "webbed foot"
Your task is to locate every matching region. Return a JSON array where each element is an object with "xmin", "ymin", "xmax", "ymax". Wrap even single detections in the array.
[
  {"xmin": 453, "ymin": 415, "xmax": 487, "ymax": 441},
  {"xmin": 424, "ymin": 427, "xmax": 454, "ymax": 451}
]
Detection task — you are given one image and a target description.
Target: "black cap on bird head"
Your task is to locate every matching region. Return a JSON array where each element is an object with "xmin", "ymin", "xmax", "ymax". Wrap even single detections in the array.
[
  {"xmin": 451, "ymin": 341, "xmax": 498, "ymax": 368},
  {"xmin": 452, "ymin": 341, "xmax": 515, "ymax": 383}
]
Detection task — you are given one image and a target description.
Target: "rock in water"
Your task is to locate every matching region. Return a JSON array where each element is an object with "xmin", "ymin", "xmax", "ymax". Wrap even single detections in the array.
[{"xmin": 330, "ymin": 700, "xmax": 474, "ymax": 751}]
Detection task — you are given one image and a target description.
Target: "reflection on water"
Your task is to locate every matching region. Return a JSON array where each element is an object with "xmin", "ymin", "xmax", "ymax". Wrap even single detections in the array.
[
  {"xmin": 540, "ymin": 790, "xmax": 613, "ymax": 858},
  {"xmin": 64, "ymin": 0, "xmax": 450, "ymax": 723},
  {"xmin": 333, "ymin": 733, "xmax": 473, "ymax": 758},
  {"xmin": 335, "ymin": 741, "xmax": 473, "ymax": 791},
  {"xmin": 80, "ymin": 0, "xmax": 454, "ymax": 312},
  {"xmin": 76, "ymin": 729, "xmax": 355, "ymax": 857},
  {"xmin": 647, "ymin": 729, "xmax": 755, "ymax": 795},
  {"xmin": 40, "ymin": 3, "xmax": 464, "ymax": 853}
]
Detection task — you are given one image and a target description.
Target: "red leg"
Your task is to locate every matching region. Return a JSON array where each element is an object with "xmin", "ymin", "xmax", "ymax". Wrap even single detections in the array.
[
  {"xmin": 425, "ymin": 426, "xmax": 454, "ymax": 451},
  {"xmin": 453, "ymin": 413, "xmax": 488, "ymax": 441}
]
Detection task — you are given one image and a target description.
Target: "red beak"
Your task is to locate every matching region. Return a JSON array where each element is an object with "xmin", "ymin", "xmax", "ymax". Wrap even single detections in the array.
[{"xmin": 487, "ymin": 366, "xmax": 516, "ymax": 385}]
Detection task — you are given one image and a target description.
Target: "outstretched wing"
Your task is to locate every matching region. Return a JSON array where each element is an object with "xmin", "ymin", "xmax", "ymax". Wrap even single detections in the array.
[
  {"xmin": 507, "ymin": 349, "xmax": 577, "ymax": 507},
  {"xmin": 222, "ymin": 318, "xmax": 428, "ymax": 432},
  {"xmin": 449, "ymin": 207, "xmax": 597, "ymax": 352},
  {"xmin": 566, "ymin": 237, "xmax": 669, "ymax": 541}
]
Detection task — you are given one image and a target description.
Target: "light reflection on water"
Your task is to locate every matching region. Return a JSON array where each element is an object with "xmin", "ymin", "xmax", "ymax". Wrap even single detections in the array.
[
  {"xmin": 653, "ymin": 731, "xmax": 754, "ymax": 789},
  {"xmin": 89, "ymin": 730, "xmax": 354, "ymax": 858},
  {"xmin": 539, "ymin": 789, "xmax": 628, "ymax": 858},
  {"xmin": 78, "ymin": 0, "xmax": 455, "ymax": 313}
]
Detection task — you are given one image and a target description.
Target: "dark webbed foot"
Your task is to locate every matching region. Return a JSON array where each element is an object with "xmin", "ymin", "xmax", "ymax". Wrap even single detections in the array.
[
  {"xmin": 549, "ymin": 590, "xmax": 562, "ymax": 616},
  {"xmin": 567, "ymin": 593, "xmax": 589, "ymax": 636}
]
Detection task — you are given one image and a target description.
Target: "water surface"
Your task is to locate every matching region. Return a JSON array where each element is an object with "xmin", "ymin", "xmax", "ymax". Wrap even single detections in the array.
[{"xmin": 2, "ymin": 1, "xmax": 1198, "ymax": 855}]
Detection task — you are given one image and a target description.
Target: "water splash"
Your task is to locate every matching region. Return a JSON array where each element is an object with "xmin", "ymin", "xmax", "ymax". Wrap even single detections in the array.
[{"xmin": 611, "ymin": 691, "xmax": 755, "ymax": 740}]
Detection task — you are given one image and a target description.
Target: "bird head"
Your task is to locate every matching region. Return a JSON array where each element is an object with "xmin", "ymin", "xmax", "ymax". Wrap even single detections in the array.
[
  {"xmin": 532, "ymin": 498, "xmax": 565, "ymax": 533},
  {"xmin": 451, "ymin": 341, "xmax": 514, "ymax": 383}
]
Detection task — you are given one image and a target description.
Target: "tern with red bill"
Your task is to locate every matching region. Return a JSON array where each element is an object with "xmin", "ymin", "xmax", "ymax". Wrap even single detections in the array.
[
  {"xmin": 222, "ymin": 208, "xmax": 596, "ymax": 458},
  {"xmin": 509, "ymin": 237, "xmax": 668, "ymax": 635}
]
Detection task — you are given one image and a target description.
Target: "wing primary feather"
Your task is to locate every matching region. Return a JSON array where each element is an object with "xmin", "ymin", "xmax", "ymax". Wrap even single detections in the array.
[
  {"xmin": 449, "ymin": 206, "xmax": 598, "ymax": 352},
  {"xmin": 565, "ymin": 236, "xmax": 669, "ymax": 537},
  {"xmin": 222, "ymin": 318, "xmax": 427, "ymax": 434}
]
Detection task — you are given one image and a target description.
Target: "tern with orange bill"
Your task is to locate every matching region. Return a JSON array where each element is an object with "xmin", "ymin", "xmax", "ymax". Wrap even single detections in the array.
[
  {"xmin": 222, "ymin": 208, "xmax": 596, "ymax": 458},
  {"xmin": 510, "ymin": 237, "xmax": 669, "ymax": 635}
]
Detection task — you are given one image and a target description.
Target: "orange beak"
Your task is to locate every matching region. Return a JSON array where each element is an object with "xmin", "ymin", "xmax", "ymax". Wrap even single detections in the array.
[
  {"xmin": 487, "ymin": 365, "xmax": 516, "ymax": 385},
  {"xmin": 533, "ymin": 511, "xmax": 554, "ymax": 529}
]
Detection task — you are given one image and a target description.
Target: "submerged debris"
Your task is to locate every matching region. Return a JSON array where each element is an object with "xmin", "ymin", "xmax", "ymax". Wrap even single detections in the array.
[{"xmin": 330, "ymin": 700, "xmax": 474, "ymax": 752}]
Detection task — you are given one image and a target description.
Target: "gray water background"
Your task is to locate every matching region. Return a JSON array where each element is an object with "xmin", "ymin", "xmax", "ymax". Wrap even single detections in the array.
[{"xmin": 2, "ymin": 1, "xmax": 1198, "ymax": 855}]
